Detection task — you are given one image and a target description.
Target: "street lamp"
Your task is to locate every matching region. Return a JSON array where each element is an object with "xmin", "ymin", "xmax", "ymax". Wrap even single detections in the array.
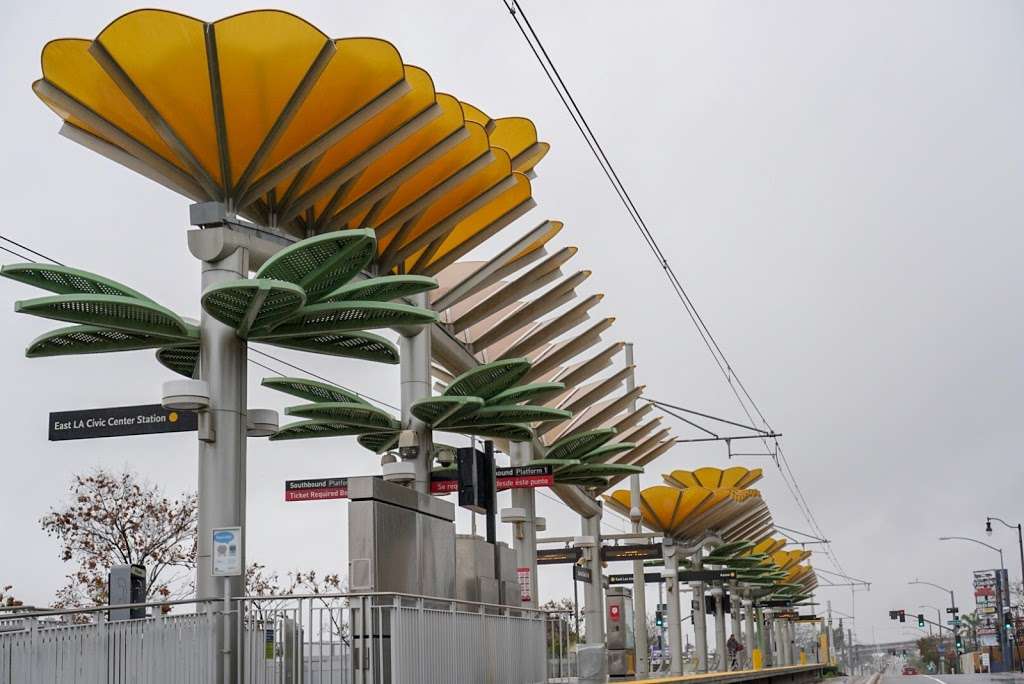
[
  {"xmin": 987, "ymin": 517, "xmax": 1024, "ymax": 591},
  {"xmin": 939, "ymin": 536, "xmax": 1005, "ymax": 571},
  {"xmin": 938, "ymin": 536, "xmax": 1011, "ymax": 672},
  {"xmin": 909, "ymin": 579, "xmax": 958, "ymax": 673},
  {"xmin": 920, "ymin": 605, "xmax": 941, "ymax": 636}
]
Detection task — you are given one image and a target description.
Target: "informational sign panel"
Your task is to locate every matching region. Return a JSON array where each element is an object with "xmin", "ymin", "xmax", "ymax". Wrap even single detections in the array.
[
  {"xmin": 973, "ymin": 568, "xmax": 1009, "ymax": 647},
  {"xmin": 285, "ymin": 465, "xmax": 554, "ymax": 502},
  {"xmin": 212, "ymin": 527, "xmax": 243, "ymax": 577},
  {"xmin": 573, "ymin": 565, "xmax": 592, "ymax": 584},
  {"xmin": 517, "ymin": 567, "xmax": 532, "ymax": 603},
  {"xmin": 607, "ymin": 572, "xmax": 664, "ymax": 585},
  {"xmin": 49, "ymin": 404, "xmax": 196, "ymax": 441},
  {"xmin": 285, "ymin": 478, "xmax": 350, "ymax": 501},
  {"xmin": 601, "ymin": 543, "xmax": 662, "ymax": 562},
  {"xmin": 679, "ymin": 569, "xmax": 738, "ymax": 582},
  {"xmin": 538, "ymin": 547, "xmax": 583, "ymax": 565}
]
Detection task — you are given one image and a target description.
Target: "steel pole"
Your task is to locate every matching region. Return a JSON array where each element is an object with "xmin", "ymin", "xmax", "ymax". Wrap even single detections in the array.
[
  {"xmin": 398, "ymin": 292, "xmax": 432, "ymax": 493},
  {"xmin": 729, "ymin": 585, "xmax": 742, "ymax": 665},
  {"xmin": 579, "ymin": 513, "xmax": 608, "ymax": 683},
  {"xmin": 624, "ymin": 343, "xmax": 649, "ymax": 676},
  {"xmin": 196, "ymin": 245, "xmax": 248, "ymax": 684},
  {"xmin": 743, "ymin": 599, "xmax": 755, "ymax": 668},
  {"xmin": 693, "ymin": 548, "xmax": 708, "ymax": 672},
  {"xmin": 711, "ymin": 586, "xmax": 727, "ymax": 671},
  {"xmin": 510, "ymin": 441, "xmax": 538, "ymax": 608},
  {"xmin": 663, "ymin": 541, "xmax": 683, "ymax": 675}
]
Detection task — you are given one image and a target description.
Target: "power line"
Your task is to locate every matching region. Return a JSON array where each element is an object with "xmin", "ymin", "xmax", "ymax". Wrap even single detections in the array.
[
  {"xmin": 0, "ymin": 245, "xmax": 35, "ymax": 263},
  {"xmin": 0, "ymin": 235, "xmax": 65, "ymax": 266},
  {"xmin": 500, "ymin": 0, "xmax": 849, "ymax": 579}
]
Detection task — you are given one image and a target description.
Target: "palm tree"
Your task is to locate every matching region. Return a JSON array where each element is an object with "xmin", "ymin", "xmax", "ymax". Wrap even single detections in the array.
[{"xmin": 959, "ymin": 611, "xmax": 980, "ymax": 651}]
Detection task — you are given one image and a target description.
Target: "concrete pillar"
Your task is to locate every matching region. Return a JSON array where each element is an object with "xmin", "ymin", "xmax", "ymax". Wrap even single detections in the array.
[
  {"xmin": 663, "ymin": 541, "xmax": 684, "ymax": 676},
  {"xmin": 510, "ymin": 442, "xmax": 538, "ymax": 607},
  {"xmin": 398, "ymin": 291, "xmax": 432, "ymax": 493},
  {"xmin": 578, "ymin": 513, "xmax": 607, "ymax": 684},
  {"xmin": 195, "ymin": 245, "xmax": 248, "ymax": 684},
  {"xmin": 729, "ymin": 585, "xmax": 742, "ymax": 664},
  {"xmin": 713, "ymin": 586, "xmax": 728, "ymax": 672},
  {"xmin": 692, "ymin": 548, "xmax": 709, "ymax": 672},
  {"xmin": 743, "ymin": 599, "xmax": 755, "ymax": 669}
]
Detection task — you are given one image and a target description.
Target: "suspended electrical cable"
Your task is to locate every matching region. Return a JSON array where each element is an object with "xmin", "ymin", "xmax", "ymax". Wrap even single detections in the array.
[
  {"xmin": 500, "ymin": 0, "xmax": 850, "ymax": 579},
  {"xmin": 0, "ymin": 235, "xmax": 65, "ymax": 266}
]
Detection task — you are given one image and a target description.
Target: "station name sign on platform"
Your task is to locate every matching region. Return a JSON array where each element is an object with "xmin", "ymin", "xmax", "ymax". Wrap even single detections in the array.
[
  {"xmin": 284, "ymin": 465, "xmax": 554, "ymax": 502},
  {"xmin": 49, "ymin": 404, "xmax": 197, "ymax": 441}
]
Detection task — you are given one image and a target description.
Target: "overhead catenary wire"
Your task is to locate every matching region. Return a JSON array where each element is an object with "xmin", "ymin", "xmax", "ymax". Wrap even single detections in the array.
[{"xmin": 500, "ymin": 0, "xmax": 849, "ymax": 581}]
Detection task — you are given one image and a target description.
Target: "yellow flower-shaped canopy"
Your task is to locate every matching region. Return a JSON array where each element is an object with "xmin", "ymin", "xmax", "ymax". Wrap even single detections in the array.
[
  {"xmin": 605, "ymin": 484, "xmax": 767, "ymax": 542},
  {"xmin": 663, "ymin": 466, "xmax": 763, "ymax": 490},
  {"xmin": 33, "ymin": 9, "xmax": 547, "ymax": 274},
  {"xmin": 747, "ymin": 536, "xmax": 787, "ymax": 557}
]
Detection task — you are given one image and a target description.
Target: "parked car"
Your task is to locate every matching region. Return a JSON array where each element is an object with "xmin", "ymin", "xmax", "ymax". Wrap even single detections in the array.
[{"xmin": 902, "ymin": 665, "xmax": 919, "ymax": 675}]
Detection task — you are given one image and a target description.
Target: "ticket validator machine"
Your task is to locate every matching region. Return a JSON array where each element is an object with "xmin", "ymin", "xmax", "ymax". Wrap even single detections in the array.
[{"xmin": 606, "ymin": 586, "xmax": 636, "ymax": 677}]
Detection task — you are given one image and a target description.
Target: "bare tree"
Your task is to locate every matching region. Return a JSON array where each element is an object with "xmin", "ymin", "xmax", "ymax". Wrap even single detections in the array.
[{"xmin": 41, "ymin": 469, "xmax": 197, "ymax": 608}]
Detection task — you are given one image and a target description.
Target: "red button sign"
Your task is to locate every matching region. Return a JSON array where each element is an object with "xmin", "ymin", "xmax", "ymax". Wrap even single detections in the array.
[{"xmin": 609, "ymin": 605, "xmax": 621, "ymax": 621}]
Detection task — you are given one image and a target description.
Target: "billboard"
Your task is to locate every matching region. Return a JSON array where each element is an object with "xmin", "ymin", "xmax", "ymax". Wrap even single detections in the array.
[{"xmin": 973, "ymin": 568, "xmax": 1009, "ymax": 647}]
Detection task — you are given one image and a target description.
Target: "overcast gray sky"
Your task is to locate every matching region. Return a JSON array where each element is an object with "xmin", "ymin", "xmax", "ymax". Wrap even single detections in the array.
[{"xmin": 1, "ymin": 0, "xmax": 1022, "ymax": 647}]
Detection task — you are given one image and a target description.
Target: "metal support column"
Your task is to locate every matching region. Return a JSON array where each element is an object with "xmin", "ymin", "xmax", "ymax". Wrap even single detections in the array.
[
  {"xmin": 743, "ymin": 599, "xmax": 755, "ymax": 668},
  {"xmin": 399, "ymin": 292, "xmax": 432, "ymax": 493},
  {"xmin": 579, "ymin": 512, "xmax": 608, "ymax": 683},
  {"xmin": 693, "ymin": 548, "xmax": 709, "ymax": 672},
  {"xmin": 624, "ymin": 343, "xmax": 649, "ymax": 676},
  {"xmin": 713, "ymin": 586, "xmax": 728, "ymax": 671},
  {"xmin": 663, "ymin": 540, "xmax": 684, "ymax": 676},
  {"xmin": 195, "ymin": 243, "xmax": 248, "ymax": 684},
  {"xmin": 511, "ymin": 441, "xmax": 538, "ymax": 607},
  {"xmin": 729, "ymin": 585, "xmax": 742, "ymax": 661}
]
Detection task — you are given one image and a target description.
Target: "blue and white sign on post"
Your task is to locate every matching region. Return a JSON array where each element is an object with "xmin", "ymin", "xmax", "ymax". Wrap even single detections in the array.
[{"xmin": 212, "ymin": 527, "xmax": 243, "ymax": 577}]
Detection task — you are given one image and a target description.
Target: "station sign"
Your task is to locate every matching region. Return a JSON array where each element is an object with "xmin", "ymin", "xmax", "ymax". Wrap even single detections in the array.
[
  {"xmin": 573, "ymin": 566, "xmax": 592, "ymax": 584},
  {"xmin": 679, "ymin": 569, "xmax": 737, "ymax": 582},
  {"xmin": 537, "ymin": 547, "xmax": 583, "ymax": 565},
  {"xmin": 601, "ymin": 544, "xmax": 662, "ymax": 561},
  {"xmin": 285, "ymin": 478, "xmax": 350, "ymax": 501},
  {"xmin": 607, "ymin": 572, "xmax": 664, "ymax": 585},
  {"xmin": 286, "ymin": 465, "xmax": 554, "ymax": 502},
  {"xmin": 49, "ymin": 404, "xmax": 196, "ymax": 441}
]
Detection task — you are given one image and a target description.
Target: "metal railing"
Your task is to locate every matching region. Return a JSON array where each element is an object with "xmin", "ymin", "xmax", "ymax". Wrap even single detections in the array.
[
  {"xmin": 1, "ymin": 592, "xmax": 556, "ymax": 684},
  {"xmin": 0, "ymin": 599, "xmax": 219, "ymax": 684}
]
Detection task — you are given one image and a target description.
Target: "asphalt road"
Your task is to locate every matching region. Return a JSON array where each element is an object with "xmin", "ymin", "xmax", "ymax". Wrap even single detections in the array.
[{"xmin": 874, "ymin": 672, "xmax": 1024, "ymax": 683}]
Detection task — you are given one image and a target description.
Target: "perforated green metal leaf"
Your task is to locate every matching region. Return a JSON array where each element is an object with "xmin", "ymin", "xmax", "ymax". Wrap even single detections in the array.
[
  {"xmin": 257, "ymin": 301, "xmax": 437, "ymax": 337},
  {"xmin": 270, "ymin": 420, "xmax": 372, "ymax": 441},
  {"xmin": 25, "ymin": 325, "xmax": 178, "ymax": 357},
  {"xmin": 485, "ymin": 382, "xmax": 565, "ymax": 406},
  {"xmin": 439, "ymin": 404, "xmax": 571, "ymax": 429},
  {"xmin": 577, "ymin": 442, "xmax": 636, "ymax": 464},
  {"xmin": 284, "ymin": 402, "xmax": 398, "ymax": 430},
  {"xmin": 1, "ymin": 263, "xmax": 153, "ymax": 301},
  {"xmin": 546, "ymin": 428, "xmax": 617, "ymax": 462},
  {"xmin": 322, "ymin": 275, "xmax": 438, "ymax": 303},
  {"xmin": 260, "ymin": 331, "xmax": 399, "ymax": 364},
  {"xmin": 201, "ymin": 278, "xmax": 305, "ymax": 337},
  {"xmin": 715, "ymin": 557, "xmax": 769, "ymax": 570},
  {"xmin": 261, "ymin": 376, "xmax": 369, "ymax": 405},
  {"xmin": 156, "ymin": 345, "xmax": 199, "ymax": 378},
  {"xmin": 437, "ymin": 422, "xmax": 533, "ymax": 442},
  {"xmin": 16, "ymin": 294, "xmax": 196, "ymax": 340},
  {"xmin": 255, "ymin": 230, "xmax": 376, "ymax": 302},
  {"xmin": 443, "ymin": 358, "xmax": 532, "ymax": 400},
  {"xmin": 410, "ymin": 395, "xmax": 484, "ymax": 426},
  {"xmin": 358, "ymin": 431, "xmax": 400, "ymax": 454}
]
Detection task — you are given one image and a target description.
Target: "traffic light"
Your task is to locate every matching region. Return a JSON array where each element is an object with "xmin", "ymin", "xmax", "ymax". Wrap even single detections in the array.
[
  {"xmin": 955, "ymin": 635, "xmax": 964, "ymax": 653},
  {"xmin": 899, "ymin": 610, "xmax": 905, "ymax": 623},
  {"xmin": 655, "ymin": 610, "xmax": 664, "ymax": 627},
  {"xmin": 918, "ymin": 614, "xmax": 925, "ymax": 628}
]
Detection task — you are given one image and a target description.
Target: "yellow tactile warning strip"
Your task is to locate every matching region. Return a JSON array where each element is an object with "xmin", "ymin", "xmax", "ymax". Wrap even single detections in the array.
[{"xmin": 620, "ymin": 663, "xmax": 825, "ymax": 683}]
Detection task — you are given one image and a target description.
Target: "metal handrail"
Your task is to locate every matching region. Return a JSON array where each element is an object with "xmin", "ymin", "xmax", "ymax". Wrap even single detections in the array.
[{"xmin": 4, "ymin": 590, "xmax": 551, "ymax": 622}]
